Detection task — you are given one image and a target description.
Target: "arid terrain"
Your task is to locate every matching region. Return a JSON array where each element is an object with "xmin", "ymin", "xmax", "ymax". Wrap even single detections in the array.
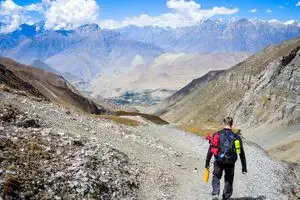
[{"xmin": 0, "ymin": 87, "xmax": 299, "ymax": 199}]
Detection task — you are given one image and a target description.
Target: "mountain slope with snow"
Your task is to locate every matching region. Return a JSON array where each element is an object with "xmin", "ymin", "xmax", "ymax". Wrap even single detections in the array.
[
  {"xmin": 118, "ymin": 19, "xmax": 300, "ymax": 53},
  {"xmin": 0, "ymin": 24, "xmax": 164, "ymax": 81},
  {"xmin": 0, "ymin": 19, "xmax": 299, "ymax": 82}
]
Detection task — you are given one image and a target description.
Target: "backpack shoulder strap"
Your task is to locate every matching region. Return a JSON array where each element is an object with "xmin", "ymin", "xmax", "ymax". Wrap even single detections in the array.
[{"xmin": 218, "ymin": 129, "xmax": 226, "ymax": 135}]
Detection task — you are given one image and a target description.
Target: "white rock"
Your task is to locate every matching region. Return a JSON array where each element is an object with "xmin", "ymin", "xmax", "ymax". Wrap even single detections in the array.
[
  {"xmin": 58, "ymin": 132, "xmax": 65, "ymax": 136},
  {"xmin": 42, "ymin": 128, "xmax": 52, "ymax": 136}
]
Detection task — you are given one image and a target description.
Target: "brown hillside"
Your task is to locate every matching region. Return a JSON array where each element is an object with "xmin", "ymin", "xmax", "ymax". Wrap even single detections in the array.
[
  {"xmin": 0, "ymin": 57, "xmax": 102, "ymax": 114},
  {"xmin": 160, "ymin": 37, "xmax": 300, "ymax": 126}
]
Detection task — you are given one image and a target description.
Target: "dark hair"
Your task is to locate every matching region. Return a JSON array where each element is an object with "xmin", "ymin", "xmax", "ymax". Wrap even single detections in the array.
[{"xmin": 223, "ymin": 117, "xmax": 233, "ymax": 127}]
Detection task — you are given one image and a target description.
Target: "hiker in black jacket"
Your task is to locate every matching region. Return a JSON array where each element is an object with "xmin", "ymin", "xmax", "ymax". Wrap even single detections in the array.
[{"xmin": 205, "ymin": 117, "xmax": 247, "ymax": 200}]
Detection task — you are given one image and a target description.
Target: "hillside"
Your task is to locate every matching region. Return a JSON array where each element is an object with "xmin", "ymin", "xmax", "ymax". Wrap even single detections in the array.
[
  {"xmin": 31, "ymin": 59, "xmax": 91, "ymax": 92},
  {"xmin": 151, "ymin": 70, "xmax": 225, "ymax": 115},
  {"xmin": 0, "ymin": 57, "xmax": 102, "ymax": 114},
  {"xmin": 0, "ymin": 84, "xmax": 299, "ymax": 199},
  {"xmin": 155, "ymin": 37, "xmax": 300, "ymax": 163}
]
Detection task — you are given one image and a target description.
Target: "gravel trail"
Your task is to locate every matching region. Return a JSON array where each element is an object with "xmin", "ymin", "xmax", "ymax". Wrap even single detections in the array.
[{"xmin": 0, "ymin": 91, "xmax": 298, "ymax": 200}]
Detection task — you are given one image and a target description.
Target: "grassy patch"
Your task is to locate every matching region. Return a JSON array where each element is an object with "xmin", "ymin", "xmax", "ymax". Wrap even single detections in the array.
[
  {"xmin": 95, "ymin": 115, "xmax": 140, "ymax": 127},
  {"xmin": 27, "ymin": 142, "xmax": 50, "ymax": 159},
  {"xmin": 115, "ymin": 111, "xmax": 169, "ymax": 125},
  {"xmin": 180, "ymin": 124, "xmax": 219, "ymax": 137},
  {"xmin": 262, "ymin": 96, "xmax": 271, "ymax": 106}
]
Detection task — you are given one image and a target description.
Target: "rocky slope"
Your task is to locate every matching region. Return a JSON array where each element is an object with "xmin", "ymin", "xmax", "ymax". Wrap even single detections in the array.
[
  {"xmin": 155, "ymin": 37, "xmax": 300, "ymax": 163},
  {"xmin": 0, "ymin": 87, "xmax": 299, "ymax": 199},
  {"xmin": 0, "ymin": 57, "xmax": 102, "ymax": 114}
]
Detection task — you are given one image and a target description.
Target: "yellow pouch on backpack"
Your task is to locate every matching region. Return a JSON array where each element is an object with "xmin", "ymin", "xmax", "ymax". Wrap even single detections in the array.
[
  {"xmin": 234, "ymin": 139, "xmax": 241, "ymax": 154},
  {"xmin": 203, "ymin": 168, "xmax": 210, "ymax": 183}
]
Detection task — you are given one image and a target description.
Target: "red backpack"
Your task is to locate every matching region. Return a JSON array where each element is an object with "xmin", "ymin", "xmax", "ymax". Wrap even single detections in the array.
[{"xmin": 206, "ymin": 133, "xmax": 220, "ymax": 156}]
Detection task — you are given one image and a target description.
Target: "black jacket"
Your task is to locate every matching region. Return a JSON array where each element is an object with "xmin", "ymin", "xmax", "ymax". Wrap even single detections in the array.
[{"xmin": 205, "ymin": 129, "xmax": 247, "ymax": 172}]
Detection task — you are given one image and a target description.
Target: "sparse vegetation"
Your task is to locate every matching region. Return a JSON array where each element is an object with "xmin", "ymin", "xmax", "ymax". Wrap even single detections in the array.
[
  {"xmin": 27, "ymin": 142, "xmax": 50, "ymax": 159},
  {"xmin": 115, "ymin": 111, "xmax": 169, "ymax": 125},
  {"xmin": 262, "ymin": 96, "xmax": 271, "ymax": 106},
  {"xmin": 268, "ymin": 140, "xmax": 300, "ymax": 163},
  {"xmin": 95, "ymin": 115, "xmax": 140, "ymax": 127},
  {"xmin": 180, "ymin": 124, "xmax": 219, "ymax": 137}
]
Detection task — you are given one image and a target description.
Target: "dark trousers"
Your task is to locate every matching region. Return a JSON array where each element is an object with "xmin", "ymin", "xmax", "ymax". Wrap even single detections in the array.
[{"xmin": 212, "ymin": 161, "xmax": 235, "ymax": 199}]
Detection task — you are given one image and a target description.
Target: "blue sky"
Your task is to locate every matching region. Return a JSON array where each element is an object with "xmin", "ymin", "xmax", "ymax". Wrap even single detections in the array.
[
  {"xmin": 11, "ymin": 0, "xmax": 300, "ymax": 21},
  {"xmin": 1, "ymin": 0, "xmax": 300, "ymax": 32},
  {"xmin": 100, "ymin": 0, "xmax": 300, "ymax": 21}
]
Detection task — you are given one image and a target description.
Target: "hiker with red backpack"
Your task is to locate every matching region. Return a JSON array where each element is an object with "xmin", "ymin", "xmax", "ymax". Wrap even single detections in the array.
[{"xmin": 205, "ymin": 117, "xmax": 247, "ymax": 200}]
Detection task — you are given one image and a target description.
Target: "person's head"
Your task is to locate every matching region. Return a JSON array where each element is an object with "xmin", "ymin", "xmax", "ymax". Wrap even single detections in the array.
[{"xmin": 223, "ymin": 117, "xmax": 234, "ymax": 128}]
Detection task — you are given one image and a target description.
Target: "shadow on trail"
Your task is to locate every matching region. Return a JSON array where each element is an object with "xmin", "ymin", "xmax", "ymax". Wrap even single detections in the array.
[{"xmin": 231, "ymin": 196, "xmax": 266, "ymax": 200}]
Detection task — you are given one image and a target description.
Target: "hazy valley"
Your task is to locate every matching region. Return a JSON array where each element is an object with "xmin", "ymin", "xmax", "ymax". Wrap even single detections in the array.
[{"xmin": 1, "ymin": 19, "xmax": 300, "ymax": 106}]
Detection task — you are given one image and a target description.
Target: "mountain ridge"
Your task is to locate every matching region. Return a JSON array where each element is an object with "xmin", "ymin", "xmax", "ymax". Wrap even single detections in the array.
[
  {"xmin": 154, "ymin": 37, "xmax": 300, "ymax": 162},
  {"xmin": 118, "ymin": 18, "xmax": 300, "ymax": 53},
  {"xmin": 1, "ymin": 18, "xmax": 299, "ymax": 84},
  {"xmin": 0, "ymin": 57, "xmax": 103, "ymax": 114}
]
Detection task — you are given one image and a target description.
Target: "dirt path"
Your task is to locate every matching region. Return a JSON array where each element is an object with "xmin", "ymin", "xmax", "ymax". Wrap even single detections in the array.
[
  {"xmin": 2, "ymin": 91, "xmax": 298, "ymax": 200},
  {"xmin": 136, "ymin": 125, "xmax": 293, "ymax": 200}
]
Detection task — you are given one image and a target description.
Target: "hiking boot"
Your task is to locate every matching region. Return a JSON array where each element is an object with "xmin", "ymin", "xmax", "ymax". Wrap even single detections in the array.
[{"xmin": 212, "ymin": 194, "xmax": 219, "ymax": 200}]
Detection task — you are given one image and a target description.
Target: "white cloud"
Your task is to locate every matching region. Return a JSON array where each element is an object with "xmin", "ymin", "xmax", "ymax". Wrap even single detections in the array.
[
  {"xmin": 1, "ymin": 14, "xmax": 21, "ymax": 33},
  {"xmin": 0, "ymin": 0, "xmax": 238, "ymax": 32},
  {"xmin": 250, "ymin": 9, "xmax": 257, "ymax": 13},
  {"xmin": 297, "ymin": 1, "xmax": 300, "ymax": 6},
  {"xmin": 44, "ymin": 0, "xmax": 100, "ymax": 30},
  {"xmin": 0, "ymin": 0, "xmax": 21, "ymax": 15},
  {"xmin": 24, "ymin": 3, "xmax": 45, "ymax": 12},
  {"xmin": 0, "ymin": 0, "xmax": 22, "ymax": 33},
  {"xmin": 266, "ymin": 9, "xmax": 272, "ymax": 13},
  {"xmin": 100, "ymin": 0, "xmax": 239, "ymax": 29},
  {"xmin": 0, "ymin": 0, "xmax": 45, "ymax": 33},
  {"xmin": 167, "ymin": 0, "xmax": 201, "ymax": 13},
  {"xmin": 269, "ymin": 19, "xmax": 280, "ymax": 23},
  {"xmin": 0, "ymin": 0, "xmax": 100, "ymax": 32},
  {"xmin": 284, "ymin": 20, "xmax": 297, "ymax": 25}
]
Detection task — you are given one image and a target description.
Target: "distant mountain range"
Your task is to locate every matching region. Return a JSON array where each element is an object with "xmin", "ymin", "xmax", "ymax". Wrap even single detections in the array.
[
  {"xmin": 0, "ymin": 19, "xmax": 299, "ymax": 82},
  {"xmin": 118, "ymin": 19, "xmax": 300, "ymax": 53},
  {"xmin": 0, "ymin": 23, "xmax": 163, "ymax": 81}
]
